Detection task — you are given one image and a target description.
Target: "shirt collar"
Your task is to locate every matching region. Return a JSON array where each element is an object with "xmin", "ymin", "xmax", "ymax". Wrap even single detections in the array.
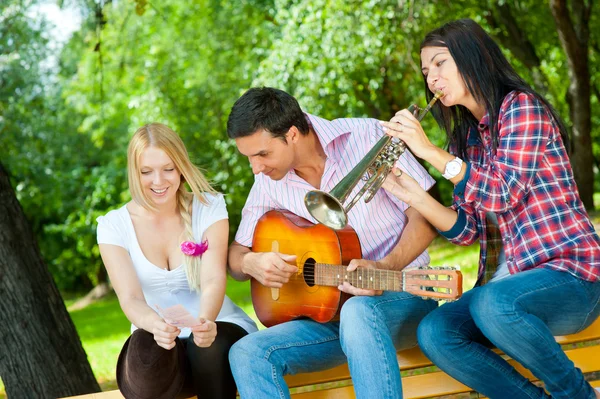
[
  {"xmin": 305, "ymin": 113, "xmax": 351, "ymax": 158},
  {"xmin": 478, "ymin": 112, "xmax": 490, "ymax": 131}
]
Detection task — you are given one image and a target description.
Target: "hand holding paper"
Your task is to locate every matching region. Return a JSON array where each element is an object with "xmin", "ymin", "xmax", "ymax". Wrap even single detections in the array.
[
  {"xmin": 155, "ymin": 304, "xmax": 203, "ymax": 328},
  {"xmin": 191, "ymin": 318, "xmax": 217, "ymax": 348}
]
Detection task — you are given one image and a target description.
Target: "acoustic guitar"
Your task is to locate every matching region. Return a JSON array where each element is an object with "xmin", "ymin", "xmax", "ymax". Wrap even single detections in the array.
[{"xmin": 251, "ymin": 210, "xmax": 463, "ymax": 327}]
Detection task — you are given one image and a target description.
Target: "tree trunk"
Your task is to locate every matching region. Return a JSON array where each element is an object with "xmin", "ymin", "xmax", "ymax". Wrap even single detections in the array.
[
  {"xmin": 550, "ymin": 0, "xmax": 595, "ymax": 209},
  {"xmin": 68, "ymin": 267, "xmax": 113, "ymax": 312},
  {"xmin": 0, "ymin": 162, "xmax": 100, "ymax": 398},
  {"xmin": 486, "ymin": 2, "xmax": 550, "ymax": 94}
]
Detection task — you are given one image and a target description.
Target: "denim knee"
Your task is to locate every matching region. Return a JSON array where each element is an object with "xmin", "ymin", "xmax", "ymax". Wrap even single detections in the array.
[
  {"xmin": 339, "ymin": 297, "xmax": 378, "ymax": 341},
  {"xmin": 228, "ymin": 335, "xmax": 258, "ymax": 374},
  {"xmin": 340, "ymin": 296, "xmax": 376, "ymax": 321},
  {"xmin": 416, "ymin": 310, "xmax": 453, "ymax": 359},
  {"xmin": 469, "ymin": 284, "xmax": 515, "ymax": 332}
]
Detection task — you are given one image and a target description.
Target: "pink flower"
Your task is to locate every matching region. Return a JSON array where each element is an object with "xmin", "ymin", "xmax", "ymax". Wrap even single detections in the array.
[{"xmin": 180, "ymin": 240, "xmax": 209, "ymax": 257}]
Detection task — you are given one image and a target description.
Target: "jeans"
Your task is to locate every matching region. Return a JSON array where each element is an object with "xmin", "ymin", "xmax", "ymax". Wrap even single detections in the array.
[
  {"xmin": 417, "ymin": 268, "xmax": 600, "ymax": 399},
  {"xmin": 229, "ymin": 291, "xmax": 437, "ymax": 399}
]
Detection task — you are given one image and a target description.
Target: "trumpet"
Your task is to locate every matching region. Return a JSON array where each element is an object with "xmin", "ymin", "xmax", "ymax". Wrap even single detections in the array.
[{"xmin": 304, "ymin": 91, "xmax": 444, "ymax": 230}]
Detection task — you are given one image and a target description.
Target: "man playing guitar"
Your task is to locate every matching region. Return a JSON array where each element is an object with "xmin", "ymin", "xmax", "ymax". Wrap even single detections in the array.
[{"xmin": 226, "ymin": 87, "xmax": 438, "ymax": 399}]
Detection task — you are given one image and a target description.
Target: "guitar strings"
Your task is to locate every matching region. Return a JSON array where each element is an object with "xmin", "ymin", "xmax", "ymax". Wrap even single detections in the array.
[{"xmin": 288, "ymin": 262, "xmax": 457, "ymax": 296}]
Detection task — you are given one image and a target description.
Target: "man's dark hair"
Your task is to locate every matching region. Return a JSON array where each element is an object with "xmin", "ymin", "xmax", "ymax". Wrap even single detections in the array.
[{"xmin": 227, "ymin": 87, "xmax": 310, "ymax": 141}]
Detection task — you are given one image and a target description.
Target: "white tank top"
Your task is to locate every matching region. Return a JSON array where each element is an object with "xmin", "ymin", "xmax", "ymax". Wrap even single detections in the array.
[{"xmin": 96, "ymin": 193, "xmax": 257, "ymax": 337}]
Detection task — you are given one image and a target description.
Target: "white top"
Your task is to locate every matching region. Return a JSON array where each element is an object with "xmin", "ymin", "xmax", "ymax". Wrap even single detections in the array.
[{"xmin": 96, "ymin": 193, "xmax": 258, "ymax": 337}]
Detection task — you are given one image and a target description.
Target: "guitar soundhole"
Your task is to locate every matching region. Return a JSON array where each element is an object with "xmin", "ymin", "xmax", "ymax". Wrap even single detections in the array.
[{"xmin": 303, "ymin": 258, "xmax": 316, "ymax": 287}]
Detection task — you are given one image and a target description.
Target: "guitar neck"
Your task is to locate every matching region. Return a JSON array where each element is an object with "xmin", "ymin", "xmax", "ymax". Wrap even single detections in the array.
[{"xmin": 314, "ymin": 263, "xmax": 404, "ymax": 291}]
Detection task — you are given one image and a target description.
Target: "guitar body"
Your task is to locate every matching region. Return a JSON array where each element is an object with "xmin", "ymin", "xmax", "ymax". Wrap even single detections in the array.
[{"xmin": 251, "ymin": 210, "xmax": 362, "ymax": 327}]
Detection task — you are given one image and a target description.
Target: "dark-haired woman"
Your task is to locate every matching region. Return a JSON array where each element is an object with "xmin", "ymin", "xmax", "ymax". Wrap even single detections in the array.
[{"xmin": 381, "ymin": 19, "xmax": 600, "ymax": 399}]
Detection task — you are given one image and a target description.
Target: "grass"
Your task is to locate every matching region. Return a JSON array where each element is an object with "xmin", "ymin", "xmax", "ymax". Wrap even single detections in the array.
[{"xmin": 0, "ymin": 279, "xmax": 258, "ymax": 397}]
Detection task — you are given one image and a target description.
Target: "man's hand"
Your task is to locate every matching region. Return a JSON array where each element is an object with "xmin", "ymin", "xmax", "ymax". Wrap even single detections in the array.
[
  {"xmin": 151, "ymin": 319, "xmax": 181, "ymax": 350},
  {"xmin": 191, "ymin": 319, "xmax": 217, "ymax": 348},
  {"xmin": 338, "ymin": 259, "xmax": 383, "ymax": 296},
  {"xmin": 242, "ymin": 252, "xmax": 298, "ymax": 288}
]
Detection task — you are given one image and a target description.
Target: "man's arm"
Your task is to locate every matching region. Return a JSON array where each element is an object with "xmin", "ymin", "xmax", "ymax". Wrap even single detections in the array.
[
  {"xmin": 227, "ymin": 177, "xmax": 299, "ymax": 286},
  {"xmin": 379, "ymin": 206, "xmax": 438, "ymax": 270},
  {"xmin": 339, "ymin": 206, "xmax": 437, "ymax": 296},
  {"xmin": 228, "ymin": 240, "xmax": 298, "ymax": 287},
  {"xmin": 228, "ymin": 241, "xmax": 253, "ymax": 282}
]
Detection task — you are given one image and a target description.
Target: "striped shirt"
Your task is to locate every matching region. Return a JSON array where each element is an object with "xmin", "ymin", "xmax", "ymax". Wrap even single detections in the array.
[
  {"xmin": 235, "ymin": 113, "xmax": 435, "ymax": 265},
  {"xmin": 440, "ymin": 91, "xmax": 600, "ymax": 283}
]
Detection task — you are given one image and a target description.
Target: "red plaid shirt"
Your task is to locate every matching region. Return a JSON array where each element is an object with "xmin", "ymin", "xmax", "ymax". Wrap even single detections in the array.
[{"xmin": 440, "ymin": 91, "xmax": 600, "ymax": 283}]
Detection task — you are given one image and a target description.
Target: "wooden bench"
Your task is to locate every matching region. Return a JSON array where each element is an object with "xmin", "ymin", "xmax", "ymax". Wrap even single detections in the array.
[{"xmin": 63, "ymin": 317, "xmax": 600, "ymax": 399}]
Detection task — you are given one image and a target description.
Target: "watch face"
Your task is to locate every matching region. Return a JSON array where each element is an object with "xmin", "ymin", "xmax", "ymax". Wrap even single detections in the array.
[{"xmin": 447, "ymin": 161, "xmax": 461, "ymax": 175}]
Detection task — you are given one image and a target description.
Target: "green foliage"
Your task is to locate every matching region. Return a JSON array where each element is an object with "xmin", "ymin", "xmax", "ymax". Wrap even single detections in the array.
[
  {"xmin": 64, "ymin": 0, "xmax": 278, "ymax": 240},
  {"xmin": 2, "ymin": 0, "xmax": 599, "ymax": 290},
  {"xmin": 1, "ymin": 0, "xmax": 105, "ymax": 289},
  {"xmin": 256, "ymin": 0, "xmax": 436, "ymax": 119}
]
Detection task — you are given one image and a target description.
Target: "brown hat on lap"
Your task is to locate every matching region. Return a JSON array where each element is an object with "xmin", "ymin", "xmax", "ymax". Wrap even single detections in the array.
[{"xmin": 116, "ymin": 329, "xmax": 186, "ymax": 399}]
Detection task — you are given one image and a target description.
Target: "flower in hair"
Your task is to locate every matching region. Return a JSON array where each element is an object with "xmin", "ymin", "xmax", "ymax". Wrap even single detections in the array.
[{"xmin": 180, "ymin": 240, "xmax": 209, "ymax": 257}]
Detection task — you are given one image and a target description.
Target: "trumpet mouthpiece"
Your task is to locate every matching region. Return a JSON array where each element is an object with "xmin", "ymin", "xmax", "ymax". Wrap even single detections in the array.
[{"xmin": 434, "ymin": 90, "xmax": 445, "ymax": 99}]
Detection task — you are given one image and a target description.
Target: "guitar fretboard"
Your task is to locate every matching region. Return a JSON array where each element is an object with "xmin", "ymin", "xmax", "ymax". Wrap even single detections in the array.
[{"xmin": 314, "ymin": 263, "xmax": 404, "ymax": 291}]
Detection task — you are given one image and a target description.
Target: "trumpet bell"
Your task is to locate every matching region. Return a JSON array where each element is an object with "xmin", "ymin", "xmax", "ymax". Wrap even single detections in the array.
[{"xmin": 304, "ymin": 190, "xmax": 347, "ymax": 230}]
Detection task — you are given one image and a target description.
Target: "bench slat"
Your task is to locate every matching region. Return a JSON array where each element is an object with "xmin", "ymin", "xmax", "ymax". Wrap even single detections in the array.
[
  {"xmin": 61, "ymin": 318, "xmax": 600, "ymax": 399},
  {"xmin": 290, "ymin": 344, "xmax": 600, "ymax": 399},
  {"xmin": 555, "ymin": 317, "xmax": 600, "ymax": 344},
  {"xmin": 286, "ymin": 317, "xmax": 600, "ymax": 388},
  {"xmin": 62, "ymin": 394, "xmax": 124, "ymax": 399},
  {"xmin": 285, "ymin": 346, "xmax": 432, "ymax": 388}
]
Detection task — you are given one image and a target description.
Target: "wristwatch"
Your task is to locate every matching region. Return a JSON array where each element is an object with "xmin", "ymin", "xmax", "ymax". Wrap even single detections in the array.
[{"xmin": 442, "ymin": 157, "xmax": 463, "ymax": 180}]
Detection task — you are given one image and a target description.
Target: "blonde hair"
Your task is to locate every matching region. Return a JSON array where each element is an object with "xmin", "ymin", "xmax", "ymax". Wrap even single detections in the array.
[{"xmin": 127, "ymin": 123, "xmax": 217, "ymax": 290}]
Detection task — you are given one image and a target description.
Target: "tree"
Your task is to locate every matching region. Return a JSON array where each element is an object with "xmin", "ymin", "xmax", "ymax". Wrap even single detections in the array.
[
  {"xmin": 0, "ymin": 161, "xmax": 100, "ymax": 398},
  {"xmin": 3, "ymin": 0, "xmax": 598, "ymax": 298},
  {"xmin": 550, "ymin": 0, "xmax": 595, "ymax": 208},
  {"xmin": 252, "ymin": 0, "xmax": 599, "ymax": 207},
  {"xmin": 484, "ymin": 0, "xmax": 598, "ymax": 209}
]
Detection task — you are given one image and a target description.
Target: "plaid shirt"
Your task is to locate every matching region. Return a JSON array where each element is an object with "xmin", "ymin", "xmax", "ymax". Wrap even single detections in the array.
[{"xmin": 440, "ymin": 91, "xmax": 600, "ymax": 284}]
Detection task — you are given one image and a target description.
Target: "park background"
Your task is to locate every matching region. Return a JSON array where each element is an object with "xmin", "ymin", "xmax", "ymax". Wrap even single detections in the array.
[{"xmin": 1, "ymin": 0, "xmax": 599, "ymax": 397}]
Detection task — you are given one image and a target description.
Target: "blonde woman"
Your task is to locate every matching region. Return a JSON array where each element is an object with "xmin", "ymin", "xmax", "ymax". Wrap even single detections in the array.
[{"xmin": 97, "ymin": 123, "xmax": 256, "ymax": 399}]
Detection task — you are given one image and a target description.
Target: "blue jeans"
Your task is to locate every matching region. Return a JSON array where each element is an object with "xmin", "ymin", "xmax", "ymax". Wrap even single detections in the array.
[
  {"xmin": 417, "ymin": 268, "xmax": 600, "ymax": 399},
  {"xmin": 229, "ymin": 292, "xmax": 437, "ymax": 399}
]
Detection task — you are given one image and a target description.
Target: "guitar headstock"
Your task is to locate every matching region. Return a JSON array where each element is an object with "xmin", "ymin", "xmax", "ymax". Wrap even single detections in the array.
[{"xmin": 402, "ymin": 266, "xmax": 463, "ymax": 301}]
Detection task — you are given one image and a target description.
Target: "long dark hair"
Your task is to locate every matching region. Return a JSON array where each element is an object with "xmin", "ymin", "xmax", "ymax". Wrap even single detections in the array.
[{"xmin": 420, "ymin": 19, "xmax": 569, "ymax": 159}]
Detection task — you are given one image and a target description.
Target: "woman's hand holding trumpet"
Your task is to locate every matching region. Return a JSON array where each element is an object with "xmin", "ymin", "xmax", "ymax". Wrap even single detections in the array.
[
  {"xmin": 379, "ymin": 108, "xmax": 438, "ymax": 162},
  {"xmin": 382, "ymin": 166, "xmax": 428, "ymax": 207}
]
